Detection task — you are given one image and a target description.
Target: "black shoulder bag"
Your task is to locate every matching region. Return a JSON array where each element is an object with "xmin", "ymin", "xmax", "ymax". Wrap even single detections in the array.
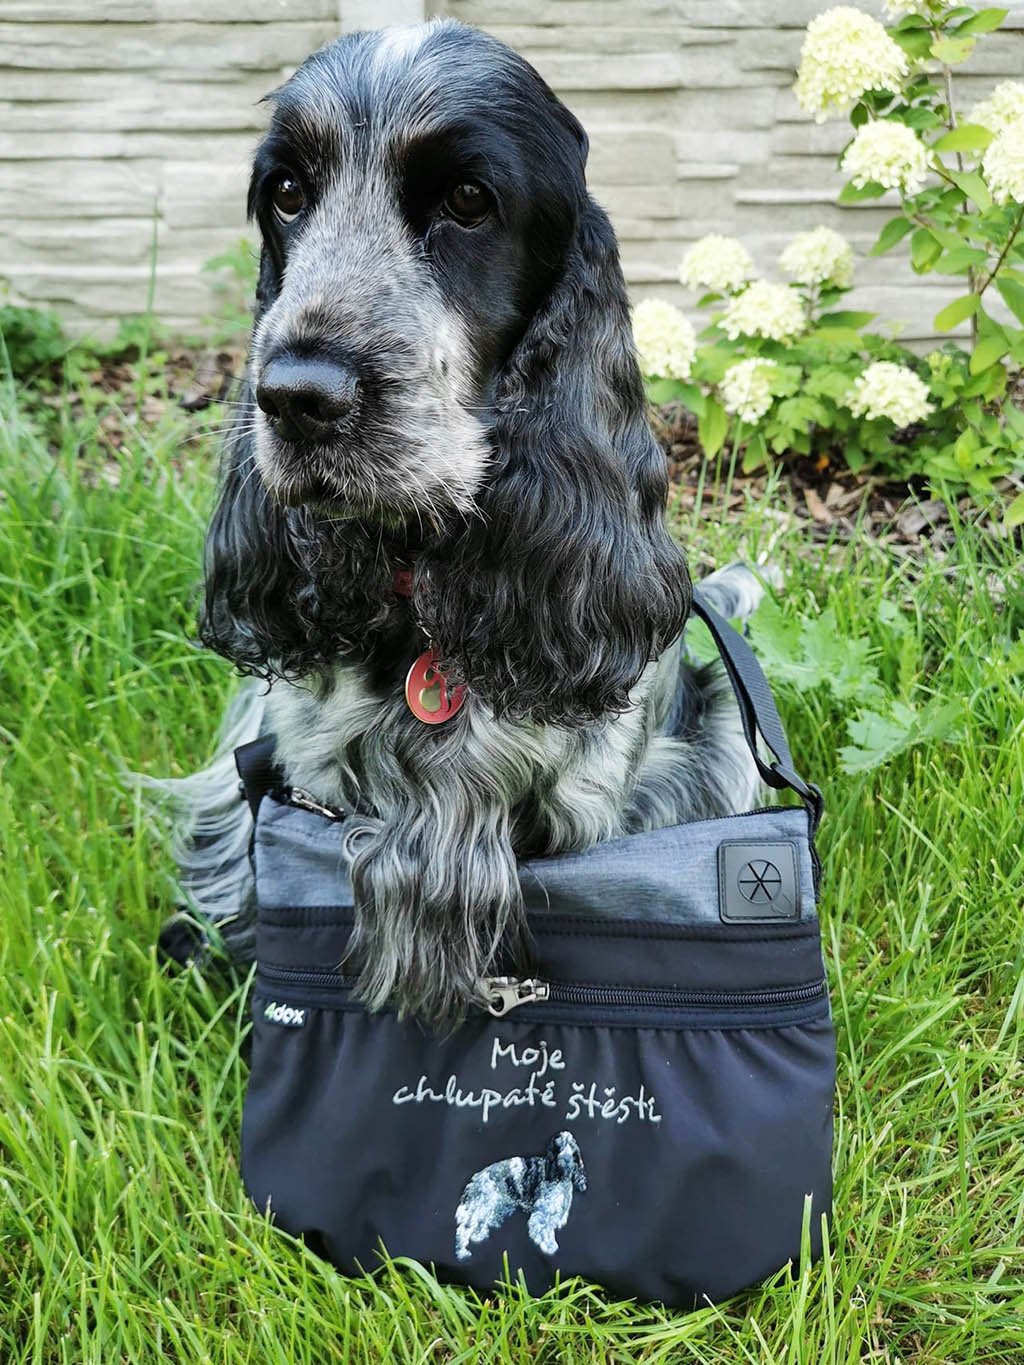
[{"xmin": 236, "ymin": 599, "xmax": 834, "ymax": 1308}]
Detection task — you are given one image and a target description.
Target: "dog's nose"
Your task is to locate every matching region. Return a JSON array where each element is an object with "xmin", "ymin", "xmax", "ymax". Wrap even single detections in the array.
[{"xmin": 256, "ymin": 355, "xmax": 360, "ymax": 442}]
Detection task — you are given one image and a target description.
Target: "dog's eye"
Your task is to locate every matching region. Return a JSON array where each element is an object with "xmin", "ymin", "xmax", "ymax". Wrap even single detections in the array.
[
  {"xmin": 271, "ymin": 175, "xmax": 305, "ymax": 225},
  {"xmin": 443, "ymin": 181, "xmax": 491, "ymax": 227}
]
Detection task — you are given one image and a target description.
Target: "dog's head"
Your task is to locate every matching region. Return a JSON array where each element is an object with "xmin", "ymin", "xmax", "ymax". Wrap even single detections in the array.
[
  {"xmin": 202, "ymin": 20, "xmax": 689, "ymax": 722},
  {"xmin": 545, "ymin": 1131, "xmax": 587, "ymax": 1191}
]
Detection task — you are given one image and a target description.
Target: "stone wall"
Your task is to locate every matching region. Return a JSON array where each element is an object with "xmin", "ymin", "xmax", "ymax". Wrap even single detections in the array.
[{"xmin": 2, "ymin": 0, "xmax": 1023, "ymax": 340}]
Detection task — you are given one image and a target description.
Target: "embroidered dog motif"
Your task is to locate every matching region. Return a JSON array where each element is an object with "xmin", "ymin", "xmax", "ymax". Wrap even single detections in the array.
[{"xmin": 454, "ymin": 1131, "xmax": 587, "ymax": 1260}]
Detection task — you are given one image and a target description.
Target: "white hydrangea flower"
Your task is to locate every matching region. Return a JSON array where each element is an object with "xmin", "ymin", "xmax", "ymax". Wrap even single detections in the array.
[
  {"xmin": 721, "ymin": 281, "xmax": 807, "ymax": 343},
  {"xmin": 840, "ymin": 120, "xmax": 929, "ymax": 195},
  {"xmin": 678, "ymin": 235, "xmax": 754, "ymax": 294},
  {"xmin": 845, "ymin": 361, "xmax": 933, "ymax": 426},
  {"xmin": 631, "ymin": 298, "xmax": 697, "ymax": 380},
  {"xmin": 795, "ymin": 8, "xmax": 909, "ymax": 123},
  {"xmin": 969, "ymin": 82, "xmax": 1024, "ymax": 136},
  {"xmin": 779, "ymin": 226, "xmax": 855, "ymax": 288},
  {"xmin": 720, "ymin": 359, "xmax": 780, "ymax": 425},
  {"xmin": 981, "ymin": 116, "xmax": 1024, "ymax": 205}
]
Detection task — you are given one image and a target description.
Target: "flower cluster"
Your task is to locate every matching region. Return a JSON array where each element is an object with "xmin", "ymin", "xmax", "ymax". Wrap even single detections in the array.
[
  {"xmin": 840, "ymin": 120, "xmax": 929, "ymax": 195},
  {"xmin": 779, "ymin": 226, "xmax": 855, "ymax": 288},
  {"xmin": 631, "ymin": 298, "xmax": 696, "ymax": 380},
  {"xmin": 721, "ymin": 280, "xmax": 807, "ymax": 342},
  {"xmin": 845, "ymin": 361, "xmax": 933, "ymax": 427},
  {"xmin": 720, "ymin": 359, "xmax": 780, "ymax": 425},
  {"xmin": 969, "ymin": 81, "xmax": 1024, "ymax": 136},
  {"xmin": 795, "ymin": 7, "xmax": 908, "ymax": 122},
  {"xmin": 981, "ymin": 117, "xmax": 1024, "ymax": 205},
  {"xmin": 678, "ymin": 234, "xmax": 754, "ymax": 295}
]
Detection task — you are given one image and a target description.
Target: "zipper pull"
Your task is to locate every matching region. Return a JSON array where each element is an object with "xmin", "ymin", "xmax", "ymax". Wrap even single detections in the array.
[
  {"xmin": 482, "ymin": 976, "xmax": 550, "ymax": 1017},
  {"xmin": 287, "ymin": 787, "xmax": 344, "ymax": 821}
]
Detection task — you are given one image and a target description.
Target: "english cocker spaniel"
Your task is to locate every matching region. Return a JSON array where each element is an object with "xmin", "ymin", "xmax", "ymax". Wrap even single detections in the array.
[{"xmin": 163, "ymin": 20, "xmax": 765, "ymax": 1027}]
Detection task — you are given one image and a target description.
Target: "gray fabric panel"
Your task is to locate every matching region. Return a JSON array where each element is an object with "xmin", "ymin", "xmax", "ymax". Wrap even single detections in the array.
[
  {"xmin": 254, "ymin": 799, "xmax": 817, "ymax": 925},
  {"xmin": 519, "ymin": 807, "xmax": 816, "ymax": 922},
  {"xmin": 254, "ymin": 798, "xmax": 357, "ymax": 910}
]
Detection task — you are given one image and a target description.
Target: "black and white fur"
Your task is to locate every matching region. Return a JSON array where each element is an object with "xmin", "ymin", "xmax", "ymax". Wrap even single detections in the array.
[
  {"xmin": 157, "ymin": 21, "xmax": 766, "ymax": 1026},
  {"xmin": 454, "ymin": 1131, "xmax": 587, "ymax": 1260}
]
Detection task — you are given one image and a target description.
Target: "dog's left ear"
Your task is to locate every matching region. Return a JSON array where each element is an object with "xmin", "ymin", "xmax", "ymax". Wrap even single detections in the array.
[{"xmin": 419, "ymin": 198, "xmax": 690, "ymax": 726}]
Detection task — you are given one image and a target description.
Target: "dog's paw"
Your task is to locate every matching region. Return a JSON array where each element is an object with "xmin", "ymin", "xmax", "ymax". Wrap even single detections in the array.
[{"xmin": 697, "ymin": 561, "xmax": 780, "ymax": 622}]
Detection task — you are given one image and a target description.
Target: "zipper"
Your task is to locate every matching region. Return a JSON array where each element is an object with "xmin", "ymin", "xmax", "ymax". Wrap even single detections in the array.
[
  {"xmin": 286, "ymin": 787, "xmax": 345, "ymax": 821},
  {"xmin": 482, "ymin": 975, "xmax": 823, "ymax": 1017},
  {"xmin": 483, "ymin": 976, "xmax": 551, "ymax": 1016},
  {"xmin": 256, "ymin": 964, "xmax": 824, "ymax": 1020},
  {"xmin": 259, "ymin": 962, "xmax": 357, "ymax": 989}
]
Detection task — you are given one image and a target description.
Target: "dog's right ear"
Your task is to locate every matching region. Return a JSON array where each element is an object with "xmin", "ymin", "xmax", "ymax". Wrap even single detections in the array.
[
  {"xmin": 198, "ymin": 227, "xmax": 296, "ymax": 675},
  {"xmin": 197, "ymin": 409, "xmax": 305, "ymax": 679},
  {"xmin": 253, "ymin": 244, "xmax": 281, "ymax": 325}
]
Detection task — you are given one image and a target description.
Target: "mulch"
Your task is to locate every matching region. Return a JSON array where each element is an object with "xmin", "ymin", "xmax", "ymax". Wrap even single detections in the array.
[{"xmin": 649, "ymin": 401, "xmax": 1020, "ymax": 565}]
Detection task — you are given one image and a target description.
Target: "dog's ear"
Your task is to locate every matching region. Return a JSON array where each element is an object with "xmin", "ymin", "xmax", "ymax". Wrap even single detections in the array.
[
  {"xmin": 254, "ymin": 245, "xmax": 281, "ymax": 324},
  {"xmin": 543, "ymin": 1134, "xmax": 565, "ymax": 1181},
  {"xmin": 418, "ymin": 197, "xmax": 690, "ymax": 726},
  {"xmin": 197, "ymin": 408, "xmax": 306, "ymax": 678},
  {"xmin": 199, "ymin": 403, "xmax": 394, "ymax": 679}
]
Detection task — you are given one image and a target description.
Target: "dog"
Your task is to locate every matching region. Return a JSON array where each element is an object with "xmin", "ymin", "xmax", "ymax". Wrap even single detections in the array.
[
  {"xmin": 157, "ymin": 20, "xmax": 766, "ymax": 1027},
  {"xmin": 454, "ymin": 1131, "xmax": 587, "ymax": 1260}
]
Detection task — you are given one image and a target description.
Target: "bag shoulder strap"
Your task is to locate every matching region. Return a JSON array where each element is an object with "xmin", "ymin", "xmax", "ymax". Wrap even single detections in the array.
[
  {"xmin": 235, "ymin": 733, "xmax": 283, "ymax": 818},
  {"xmin": 690, "ymin": 593, "xmax": 823, "ymax": 831}
]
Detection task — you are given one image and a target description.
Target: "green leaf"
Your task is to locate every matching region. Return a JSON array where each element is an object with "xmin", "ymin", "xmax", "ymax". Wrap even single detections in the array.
[
  {"xmin": 812, "ymin": 327, "xmax": 865, "ymax": 346},
  {"xmin": 800, "ymin": 611, "xmax": 884, "ymax": 703},
  {"xmin": 1005, "ymin": 492, "xmax": 1024, "ymax": 528},
  {"xmin": 996, "ymin": 277, "xmax": 1024, "ymax": 325},
  {"xmin": 970, "ymin": 333, "xmax": 1009, "ymax": 374},
  {"xmin": 870, "ymin": 216, "xmax": 913, "ymax": 256},
  {"xmin": 695, "ymin": 343, "xmax": 742, "ymax": 384},
  {"xmin": 839, "ymin": 699, "xmax": 962, "ymax": 774},
  {"xmin": 932, "ymin": 123, "xmax": 994, "ymax": 154},
  {"xmin": 930, "ymin": 35, "xmax": 976, "ymax": 63},
  {"xmin": 955, "ymin": 8, "xmax": 1008, "ymax": 35},
  {"xmin": 644, "ymin": 377, "xmax": 693, "ymax": 406},
  {"xmin": 934, "ymin": 293, "xmax": 980, "ymax": 331},
  {"xmin": 698, "ymin": 397, "xmax": 728, "ymax": 459},
  {"xmin": 1005, "ymin": 403, "xmax": 1024, "ymax": 440},
  {"xmin": 949, "ymin": 169, "xmax": 993, "ymax": 211},
  {"xmin": 892, "ymin": 27, "xmax": 936, "ymax": 58},
  {"xmin": 741, "ymin": 432, "xmax": 767, "ymax": 473},
  {"xmin": 817, "ymin": 310, "xmax": 877, "ymax": 329},
  {"xmin": 748, "ymin": 603, "xmax": 883, "ymax": 703},
  {"xmin": 838, "ymin": 180, "xmax": 887, "ymax": 205},
  {"xmin": 898, "ymin": 106, "xmax": 944, "ymax": 132},
  {"xmin": 911, "ymin": 228, "xmax": 943, "ymax": 273},
  {"xmin": 932, "ymin": 246, "xmax": 990, "ymax": 275}
]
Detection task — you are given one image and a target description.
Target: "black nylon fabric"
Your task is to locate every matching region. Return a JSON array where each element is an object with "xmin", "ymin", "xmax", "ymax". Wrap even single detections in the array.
[
  {"xmin": 242, "ymin": 893, "xmax": 834, "ymax": 1306},
  {"xmin": 237, "ymin": 604, "xmax": 836, "ymax": 1307}
]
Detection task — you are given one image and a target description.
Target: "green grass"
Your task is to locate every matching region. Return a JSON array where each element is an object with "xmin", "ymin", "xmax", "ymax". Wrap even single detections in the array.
[{"xmin": 1, "ymin": 354, "xmax": 1023, "ymax": 1364}]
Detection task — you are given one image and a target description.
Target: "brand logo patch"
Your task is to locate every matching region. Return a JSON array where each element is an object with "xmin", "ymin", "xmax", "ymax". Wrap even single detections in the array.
[
  {"xmin": 718, "ymin": 841, "xmax": 801, "ymax": 922},
  {"xmin": 263, "ymin": 1000, "xmax": 307, "ymax": 1028},
  {"xmin": 738, "ymin": 859, "xmax": 783, "ymax": 904}
]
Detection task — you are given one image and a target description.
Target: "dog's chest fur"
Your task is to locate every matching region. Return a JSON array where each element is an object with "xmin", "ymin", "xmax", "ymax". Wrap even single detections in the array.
[{"xmin": 266, "ymin": 650, "xmax": 667, "ymax": 859}]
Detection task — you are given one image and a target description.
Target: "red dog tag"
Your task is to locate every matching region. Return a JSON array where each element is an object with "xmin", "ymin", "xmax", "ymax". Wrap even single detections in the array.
[{"xmin": 405, "ymin": 649, "xmax": 466, "ymax": 724}]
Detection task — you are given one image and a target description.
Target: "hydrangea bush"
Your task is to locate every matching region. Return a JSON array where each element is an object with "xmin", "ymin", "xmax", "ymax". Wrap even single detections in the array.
[{"xmin": 635, "ymin": 2, "xmax": 1024, "ymax": 509}]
